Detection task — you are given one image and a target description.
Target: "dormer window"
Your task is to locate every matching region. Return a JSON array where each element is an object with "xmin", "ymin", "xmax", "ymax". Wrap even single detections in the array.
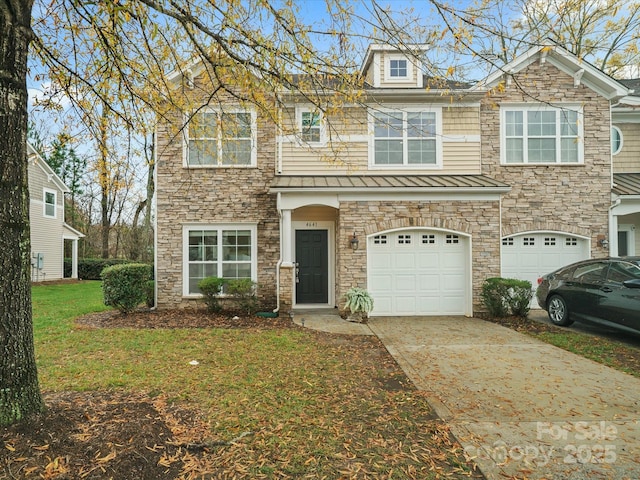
[
  {"xmin": 384, "ymin": 54, "xmax": 413, "ymax": 83},
  {"xmin": 389, "ymin": 59, "xmax": 407, "ymax": 78}
]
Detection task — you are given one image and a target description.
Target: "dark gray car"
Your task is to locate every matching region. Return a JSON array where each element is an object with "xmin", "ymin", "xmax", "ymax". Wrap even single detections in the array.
[{"xmin": 536, "ymin": 257, "xmax": 640, "ymax": 334}]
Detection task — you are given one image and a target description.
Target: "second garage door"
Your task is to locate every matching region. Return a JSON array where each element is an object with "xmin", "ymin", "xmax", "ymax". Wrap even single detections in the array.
[
  {"xmin": 367, "ymin": 230, "xmax": 469, "ymax": 316},
  {"xmin": 501, "ymin": 232, "xmax": 590, "ymax": 307}
]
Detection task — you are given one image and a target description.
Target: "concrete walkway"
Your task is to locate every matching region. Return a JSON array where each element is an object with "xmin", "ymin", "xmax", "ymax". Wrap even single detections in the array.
[{"xmin": 294, "ymin": 311, "xmax": 640, "ymax": 479}]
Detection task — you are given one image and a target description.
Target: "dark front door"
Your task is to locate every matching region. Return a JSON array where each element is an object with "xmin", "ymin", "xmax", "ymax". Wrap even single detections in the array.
[{"xmin": 295, "ymin": 230, "xmax": 328, "ymax": 304}]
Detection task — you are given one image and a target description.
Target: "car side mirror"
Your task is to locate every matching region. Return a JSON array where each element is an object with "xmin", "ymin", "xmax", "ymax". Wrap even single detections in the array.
[{"xmin": 622, "ymin": 279, "xmax": 640, "ymax": 289}]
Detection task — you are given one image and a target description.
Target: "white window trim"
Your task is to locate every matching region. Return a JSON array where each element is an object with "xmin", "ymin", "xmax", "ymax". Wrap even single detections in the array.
[
  {"xmin": 384, "ymin": 54, "xmax": 413, "ymax": 83},
  {"xmin": 43, "ymin": 188, "xmax": 57, "ymax": 219},
  {"xmin": 182, "ymin": 224, "xmax": 258, "ymax": 297},
  {"xmin": 500, "ymin": 104, "xmax": 584, "ymax": 165},
  {"xmin": 184, "ymin": 107, "xmax": 258, "ymax": 168},
  {"xmin": 295, "ymin": 106, "xmax": 326, "ymax": 147},
  {"xmin": 368, "ymin": 106, "xmax": 443, "ymax": 169},
  {"xmin": 612, "ymin": 125, "xmax": 623, "ymax": 156}
]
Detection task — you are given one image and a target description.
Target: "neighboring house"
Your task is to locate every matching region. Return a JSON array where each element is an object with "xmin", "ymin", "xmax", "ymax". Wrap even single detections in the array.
[
  {"xmin": 155, "ymin": 41, "xmax": 633, "ymax": 316},
  {"xmin": 28, "ymin": 143, "xmax": 84, "ymax": 282}
]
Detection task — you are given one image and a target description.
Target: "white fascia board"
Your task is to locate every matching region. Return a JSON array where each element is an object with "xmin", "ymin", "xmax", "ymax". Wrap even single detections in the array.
[
  {"xmin": 27, "ymin": 143, "xmax": 70, "ymax": 194},
  {"xmin": 473, "ymin": 43, "xmax": 629, "ymax": 101},
  {"xmin": 63, "ymin": 223, "xmax": 85, "ymax": 239}
]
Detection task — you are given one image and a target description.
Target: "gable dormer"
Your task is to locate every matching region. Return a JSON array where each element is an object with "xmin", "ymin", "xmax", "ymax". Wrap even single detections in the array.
[{"xmin": 361, "ymin": 44, "xmax": 429, "ymax": 89}]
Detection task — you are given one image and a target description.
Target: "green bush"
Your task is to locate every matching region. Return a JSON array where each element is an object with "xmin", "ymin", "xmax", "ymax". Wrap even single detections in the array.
[
  {"xmin": 65, "ymin": 258, "xmax": 133, "ymax": 280},
  {"xmin": 101, "ymin": 263, "xmax": 153, "ymax": 314},
  {"xmin": 481, "ymin": 277, "xmax": 533, "ymax": 318},
  {"xmin": 226, "ymin": 278, "xmax": 258, "ymax": 315},
  {"xmin": 198, "ymin": 277, "xmax": 226, "ymax": 313}
]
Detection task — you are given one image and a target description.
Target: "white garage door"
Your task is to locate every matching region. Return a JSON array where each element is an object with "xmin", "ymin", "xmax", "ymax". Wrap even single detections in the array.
[
  {"xmin": 368, "ymin": 230, "xmax": 469, "ymax": 316},
  {"xmin": 501, "ymin": 233, "xmax": 590, "ymax": 307}
]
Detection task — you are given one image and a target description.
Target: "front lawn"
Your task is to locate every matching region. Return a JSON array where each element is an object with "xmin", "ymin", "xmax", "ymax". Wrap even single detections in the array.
[{"xmin": 1, "ymin": 281, "xmax": 482, "ymax": 479}]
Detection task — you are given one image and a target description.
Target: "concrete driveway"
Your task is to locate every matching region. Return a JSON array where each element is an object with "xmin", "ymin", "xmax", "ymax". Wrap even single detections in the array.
[{"xmin": 367, "ymin": 316, "xmax": 640, "ymax": 480}]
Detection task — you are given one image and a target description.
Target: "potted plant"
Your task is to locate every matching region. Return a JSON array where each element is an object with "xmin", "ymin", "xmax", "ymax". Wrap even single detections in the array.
[{"xmin": 344, "ymin": 287, "xmax": 374, "ymax": 323}]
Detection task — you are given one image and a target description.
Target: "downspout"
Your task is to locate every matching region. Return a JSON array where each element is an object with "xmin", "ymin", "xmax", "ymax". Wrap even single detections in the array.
[
  {"xmin": 273, "ymin": 191, "xmax": 283, "ymax": 313},
  {"xmin": 609, "ymin": 197, "xmax": 622, "ymax": 257}
]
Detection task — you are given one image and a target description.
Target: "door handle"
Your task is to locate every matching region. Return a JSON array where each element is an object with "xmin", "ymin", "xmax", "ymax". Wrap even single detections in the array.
[{"xmin": 295, "ymin": 262, "xmax": 300, "ymax": 283}]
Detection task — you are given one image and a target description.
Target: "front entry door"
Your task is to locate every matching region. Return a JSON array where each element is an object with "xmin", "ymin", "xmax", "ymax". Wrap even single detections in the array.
[{"xmin": 295, "ymin": 230, "xmax": 328, "ymax": 304}]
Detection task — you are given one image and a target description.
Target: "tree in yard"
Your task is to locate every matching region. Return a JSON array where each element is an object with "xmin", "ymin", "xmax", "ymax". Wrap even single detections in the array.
[{"xmin": 0, "ymin": 0, "xmax": 43, "ymax": 426}]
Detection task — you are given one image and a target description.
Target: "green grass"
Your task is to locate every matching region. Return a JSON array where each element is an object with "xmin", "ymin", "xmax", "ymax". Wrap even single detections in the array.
[
  {"xmin": 531, "ymin": 330, "xmax": 640, "ymax": 377},
  {"xmin": 31, "ymin": 281, "xmax": 475, "ymax": 478}
]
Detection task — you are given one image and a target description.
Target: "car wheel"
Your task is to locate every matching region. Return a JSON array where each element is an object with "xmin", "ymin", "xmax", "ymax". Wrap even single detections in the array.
[{"xmin": 547, "ymin": 295, "xmax": 574, "ymax": 326}]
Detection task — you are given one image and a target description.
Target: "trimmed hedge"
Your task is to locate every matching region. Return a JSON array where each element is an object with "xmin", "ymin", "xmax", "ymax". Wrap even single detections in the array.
[
  {"xmin": 481, "ymin": 277, "xmax": 533, "ymax": 318},
  {"xmin": 101, "ymin": 263, "xmax": 153, "ymax": 314},
  {"xmin": 65, "ymin": 258, "xmax": 132, "ymax": 280}
]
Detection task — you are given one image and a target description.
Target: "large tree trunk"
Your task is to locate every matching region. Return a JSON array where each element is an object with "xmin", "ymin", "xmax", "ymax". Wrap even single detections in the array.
[{"xmin": 0, "ymin": 0, "xmax": 43, "ymax": 426}]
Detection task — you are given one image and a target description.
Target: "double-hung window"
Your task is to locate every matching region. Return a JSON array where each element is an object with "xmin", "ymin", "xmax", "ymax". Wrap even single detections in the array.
[
  {"xmin": 184, "ymin": 225, "xmax": 256, "ymax": 295},
  {"xmin": 187, "ymin": 109, "xmax": 256, "ymax": 166},
  {"xmin": 298, "ymin": 108, "xmax": 323, "ymax": 144},
  {"xmin": 43, "ymin": 189, "xmax": 57, "ymax": 218},
  {"xmin": 502, "ymin": 106, "xmax": 582, "ymax": 164},
  {"xmin": 372, "ymin": 109, "xmax": 440, "ymax": 167}
]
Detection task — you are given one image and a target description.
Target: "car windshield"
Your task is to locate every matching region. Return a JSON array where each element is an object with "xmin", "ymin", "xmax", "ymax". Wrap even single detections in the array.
[{"xmin": 607, "ymin": 261, "xmax": 640, "ymax": 283}]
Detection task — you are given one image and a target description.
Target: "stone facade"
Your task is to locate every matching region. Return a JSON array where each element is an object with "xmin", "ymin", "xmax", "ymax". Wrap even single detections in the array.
[
  {"xmin": 480, "ymin": 62, "xmax": 612, "ymax": 255},
  {"xmin": 155, "ymin": 87, "xmax": 280, "ymax": 310}
]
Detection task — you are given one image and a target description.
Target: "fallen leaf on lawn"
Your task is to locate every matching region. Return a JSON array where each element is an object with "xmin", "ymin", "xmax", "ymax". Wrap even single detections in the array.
[
  {"xmin": 4, "ymin": 443, "xmax": 15, "ymax": 452},
  {"xmin": 33, "ymin": 444, "xmax": 50, "ymax": 451},
  {"xmin": 96, "ymin": 450, "xmax": 117, "ymax": 463}
]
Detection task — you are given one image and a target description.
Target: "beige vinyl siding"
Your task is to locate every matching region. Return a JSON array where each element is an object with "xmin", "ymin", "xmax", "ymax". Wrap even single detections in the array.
[
  {"xmin": 28, "ymin": 161, "xmax": 66, "ymax": 281},
  {"xmin": 280, "ymin": 104, "xmax": 481, "ymax": 175},
  {"xmin": 443, "ymin": 107, "xmax": 480, "ymax": 135},
  {"xmin": 613, "ymin": 123, "xmax": 640, "ymax": 173}
]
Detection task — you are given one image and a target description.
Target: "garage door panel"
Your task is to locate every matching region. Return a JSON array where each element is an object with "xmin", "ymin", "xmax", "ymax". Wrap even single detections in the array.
[
  {"xmin": 368, "ymin": 230, "xmax": 469, "ymax": 316},
  {"xmin": 394, "ymin": 252, "xmax": 417, "ymax": 269},
  {"xmin": 370, "ymin": 252, "xmax": 392, "ymax": 269},
  {"xmin": 395, "ymin": 274, "xmax": 418, "ymax": 291}
]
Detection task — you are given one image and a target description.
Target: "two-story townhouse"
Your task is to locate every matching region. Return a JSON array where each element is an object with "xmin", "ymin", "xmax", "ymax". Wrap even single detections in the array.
[
  {"xmin": 155, "ymin": 42, "xmax": 630, "ymax": 316},
  {"xmin": 28, "ymin": 143, "xmax": 84, "ymax": 282}
]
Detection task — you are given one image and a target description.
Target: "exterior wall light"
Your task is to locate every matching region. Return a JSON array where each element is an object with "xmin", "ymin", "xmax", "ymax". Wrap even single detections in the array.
[
  {"xmin": 350, "ymin": 232, "xmax": 359, "ymax": 251},
  {"xmin": 599, "ymin": 238, "xmax": 609, "ymax": 248}
]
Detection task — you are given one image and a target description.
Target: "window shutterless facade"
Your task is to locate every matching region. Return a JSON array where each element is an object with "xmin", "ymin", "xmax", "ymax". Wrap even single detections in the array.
[
  {"xmin": 183, "ymin": 225, "xmax": 257, "ymax": 295},
  {"xmin": 298, "ymin": 108, "xmax": 324, "ymax": 144},
  {"xmin": 501, "ymin": 105, "xmax": 583, "ymax": 164},
  {"xmin": 43, "ymin": 188, "xmax": 57, "ymax": 218},
  {"xmin": 370, "ymin": 108, "xmax": 441, "ymax": 167},
  {"xmin": 384, "ymin": 54, "xmax": 412, "ymax": 82},
  {"xmin": 186, "ymin": 109, "xmax": 256, "ymax": 167}
]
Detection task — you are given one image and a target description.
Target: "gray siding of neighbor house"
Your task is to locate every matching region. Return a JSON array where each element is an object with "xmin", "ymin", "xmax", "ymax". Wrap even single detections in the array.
[
  {"xmin": 28, "ymin": 160, "xmax": 65, "ymax": 281},
  {"xmin": 480, "ymin": 61, "xmax": 611, "ymax": 255}
]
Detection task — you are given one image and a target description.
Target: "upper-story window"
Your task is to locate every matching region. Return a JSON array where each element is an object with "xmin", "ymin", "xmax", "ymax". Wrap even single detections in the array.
[
  {"xmin": 389, "ymin": 59, "xmax": 408, "ymax": 78},
  {"xmin": 612, "ymin": 126, "xmax": 623, "ymax": 156},
  {"xmin": 371, "ymin": 108, "xmax": 441, "ymax": 167},
  {"xmin": 501, "ymin": 106, "xmax": 583, "ymax": 164},
  {"xmin": 385, "ymin": 55, "xmax": 412, "ymax": 82},
  {"xmin": 297, "ymin": 108, "xmax": 324, "ymax": 145},
  {"xmin": 186, "ymin": 109, "xmax": 256, "ymax": 167},
  {"xmin": 43, "ymin": 189, "xmax": 57, "ymax": 218}
]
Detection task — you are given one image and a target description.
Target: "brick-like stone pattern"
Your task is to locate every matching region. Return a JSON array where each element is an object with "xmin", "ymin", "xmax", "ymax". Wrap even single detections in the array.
[
  {"xmin": 481, "ymin": 62, "xmax": 611, "ymax": 254},
  {"xmin": 155, "ymin": 89, "xmax": 279, "ymax": 309},
  {"xmin": 337, "ymin": 200, "xmax": 501, "ymax": 314}
]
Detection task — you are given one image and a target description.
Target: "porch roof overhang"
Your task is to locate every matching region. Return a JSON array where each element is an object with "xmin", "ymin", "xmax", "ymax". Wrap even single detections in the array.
[
  {"xmin": 270, "ymin": 174, "xmax": 510, "ymax": 193},
  {"xmin": 270, "ymin": 175, "xmax": 511, "ymax": 210},
  {"xmin": 613, "ymin": 173, "xmax": 640, "ymax": 196}
]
